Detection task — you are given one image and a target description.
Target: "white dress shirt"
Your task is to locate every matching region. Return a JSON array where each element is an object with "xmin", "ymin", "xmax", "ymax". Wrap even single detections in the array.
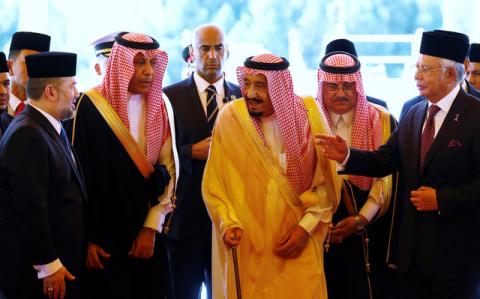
[
  {"xmin": 7, "ymin": 93, "xmax": 26, "ymax": 116},
  {"xmin": 329, "ymin": 110, "xmax": 354, "ymax": 147},
  {"xmin": 193, "ymin": 72, "xmax": 226, "ymax": 115},
  {"xmin": 261, "ymin": 113, "xmax": 286, "ymax": 169},
  {"xmin": 424, "ymin": 84, "xmax": 459, "ymax": 137},
  {"xmin": 330, "ymin": 109, "xmax": 382, "ymax": 222},
  {"xmin": 126, "ymin": 92, "xmax": 175, "ymax": 233},
  {"xmin": 260, "ymin": 114, "xmax": 326, "ymax": 235}
]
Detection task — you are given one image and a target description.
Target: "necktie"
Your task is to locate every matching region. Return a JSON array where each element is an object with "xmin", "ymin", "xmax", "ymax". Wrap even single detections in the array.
[
  {"xmin": 60, "ymin": 126, "xmax": 75, "ymax": 162},
  {"xmin": 206, "ymin": 85, "xmax": 218, "ymax": 131},
  {"xmin": 15, "ymin": 102, "xmax": 26, "ymax": 116},
  {"xmin": 420, "ymin": 105, "xmax": 441, "ymax": 168}
]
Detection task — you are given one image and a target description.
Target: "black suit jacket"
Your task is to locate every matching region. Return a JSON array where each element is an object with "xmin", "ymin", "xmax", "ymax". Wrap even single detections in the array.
[
  {"xmin": 343, "ymin": 89, "xmax": 480, "ymax": 278},
  {"xmin": 0, "ymin": 110, "xmax": 13, "ymax": 140},
  {"xmin": 0, "ymin": 105, "xmax": 86, "ymax": 295},
  {"xmin": 400, "ymin": 80, "xmax": 480, "ymax": 121},
  {"xmin": 163, "ymin": 74, "xmax": 241, "ymax": 239}
]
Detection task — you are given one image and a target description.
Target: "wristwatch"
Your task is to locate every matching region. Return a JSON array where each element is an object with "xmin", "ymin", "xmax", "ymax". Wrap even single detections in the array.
[{"xmin": 354, "ymin": 215, "xmax": 365, "ymax": 234}]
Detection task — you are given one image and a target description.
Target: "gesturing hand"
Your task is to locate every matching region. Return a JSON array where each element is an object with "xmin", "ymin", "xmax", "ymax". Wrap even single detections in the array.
[{"xmin": 314, "ymin": 134, "xmax": 348, "ymax": 163}]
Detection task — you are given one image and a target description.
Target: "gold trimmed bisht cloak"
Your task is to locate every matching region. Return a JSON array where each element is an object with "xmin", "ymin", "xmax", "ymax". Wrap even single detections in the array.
[{"xmin": 202, "ymin": 97, "xmax": 340, "ymax": 299}]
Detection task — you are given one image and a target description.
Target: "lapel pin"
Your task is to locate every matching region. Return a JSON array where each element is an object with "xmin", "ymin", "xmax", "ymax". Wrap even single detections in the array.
[{"xmin": 453, "ymin": 114, "xmax": 459, "ymax": 122}]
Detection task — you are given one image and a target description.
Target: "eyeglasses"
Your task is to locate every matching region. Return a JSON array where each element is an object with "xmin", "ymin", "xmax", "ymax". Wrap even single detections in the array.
[
  {"xmin": 324, "ymin": 82, "xmax": 356, "ymax": 94},
  {"xmin": 412, "ymin": 65, "xmax": 448, "ymax": 77}
]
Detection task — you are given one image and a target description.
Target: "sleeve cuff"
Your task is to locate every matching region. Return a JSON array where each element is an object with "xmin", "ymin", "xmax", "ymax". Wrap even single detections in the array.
[
  {"xmin": 336, "ymin": 148, "xmax": 351, "ymax": 171},
  {"xmin": 143, "ymin": 203, "xmax": 169, "ymax": 232},
  {"xmin": 298, "ymin": 212, "xmax": 322, "ymax": 236},
  {"xmin": 33, "ymin": 259, "xmax": 62, "ymax": 279},
  {"xmin": 358, "ymin": 200, "xmax": 381, "ymax": 222}
]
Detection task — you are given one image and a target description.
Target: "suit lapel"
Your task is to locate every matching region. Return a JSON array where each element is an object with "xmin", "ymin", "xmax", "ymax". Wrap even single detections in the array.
[
  {"xmin": 188, "ymin": 74, "xmax": 240, "ymax": 132},
  {"xmin": 0, "ymin": 110, "xmax": 13, "ymax": 132},
  {"xmin": 465, "ymin": 80, "xmax": 480, "ymax": 99},
  {"xmin": 421, "ymin": 90, "xmax": 468, "ymax": 174},
  {"xmin": 187, "ymin": 74, "xmax": 210, "ymax": 130},
  {"xmin": 411, "ymin": 101, "xmax": 427, "ymax": 178},
  {"xmin": 224, "ymin": 80, "xmax": 239, "ymax": 103},
  {"xmin": 26, "ymin": 106, "xmax": 85, "ymax": 195},
  {"xmin": 52, "ymin": 132, "xmax": 83, "ymax": 188},
  {"xmin": 72, "ymin": 149, "xmax": 87, "ymax": 197}
]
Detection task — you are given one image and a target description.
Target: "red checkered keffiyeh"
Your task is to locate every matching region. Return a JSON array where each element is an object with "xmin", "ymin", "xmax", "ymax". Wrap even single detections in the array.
[
  {"xmin": 317, "ymin": 53, "xmax": 382, "ymax": 191},
  {"xmin": 237, "ymin": 54, "xmax": 314, "ymax": 195},
  {"xmin": 97, "ymin": 32, "xmax": 169, "ymax": 164}
]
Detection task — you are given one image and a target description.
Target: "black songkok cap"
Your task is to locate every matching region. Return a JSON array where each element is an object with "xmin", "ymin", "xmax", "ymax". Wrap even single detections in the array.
[
  {"xmin": 468, "ymin": 44, "xmax": 480, "ymax": 63},
  {"xmin": 0, "ymin": 52, "xmax": 8, "ymax": 73},
  {"xmin": 420, "ymin": 31, "xmax": 469, "ymax": 63},
  {"xmin": 25, "ymin": 52, "xmax": 77, "ymax": 78},
  {"xmin": 325, "ymin": 39, "xmax": 358, "ymax": 57},
  {"xmin": 433, "ymin": 30, "xmax": 470, "ymax": 46},
  {"xmin": 115, "ymin": 32, "xmax": 159, "ymax": 50},
  {"xmin": 244, "ymin": 56, "xmax": 290, "ymax": 70},
  {"xmin": 9, "ymin": 31, "xmax": 51, "ymax": 53}
]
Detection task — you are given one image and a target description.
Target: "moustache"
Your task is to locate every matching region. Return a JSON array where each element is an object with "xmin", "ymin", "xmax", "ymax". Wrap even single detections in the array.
[
  {"xmin": 334, "ymin": 97, "xmax": 350, "ymax": 102},
  {"xmin": 245, "ymin": 96, "xmax": 263, "ymax": 104}
]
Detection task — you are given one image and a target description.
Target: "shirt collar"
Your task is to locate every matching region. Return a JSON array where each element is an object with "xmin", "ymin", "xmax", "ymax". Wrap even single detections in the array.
[
  {"xmin": 461, "ymin": 80, "xmax": 468, "ymax": 92},
  {"xmin": 9, "ymin": 93, "xmax": 24, "ymax": 111},
  {"xmin": 127, "ymin": 92, "xmax": 144, "ymax": 103},
  {"xmin": 193, "ymin": 72, "xmax": 224, "ymax": 94},
  {"xmin": 427, "ymin": 84, "xmax": 459, "ymax": 114},
  {"xmin": 29, "ymin": 102, "xmax": 62, "ymax": 134},
  {"xmin": 329, "ymin": 109, "xmax": 354, "ymax": 128},
  {"xmin": 260, "ymin": 112, "xmax": 276, "ymax": 122}
]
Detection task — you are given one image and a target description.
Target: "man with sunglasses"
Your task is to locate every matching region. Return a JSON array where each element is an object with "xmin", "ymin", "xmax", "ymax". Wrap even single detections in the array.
[{"xmin": 316, "ymin": 51, "xmax": 398, "ymax": 299}]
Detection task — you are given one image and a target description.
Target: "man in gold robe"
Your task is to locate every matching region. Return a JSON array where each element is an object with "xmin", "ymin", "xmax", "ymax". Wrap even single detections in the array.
[{"xmin": 202, "ymin": 53, "xmax": 339, "ymax": 299}]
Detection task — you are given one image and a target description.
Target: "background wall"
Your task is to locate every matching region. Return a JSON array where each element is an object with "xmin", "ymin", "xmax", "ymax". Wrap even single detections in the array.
[{"xmin": 1, "ymin": 0, "xmax": 479, "ymax": 117}]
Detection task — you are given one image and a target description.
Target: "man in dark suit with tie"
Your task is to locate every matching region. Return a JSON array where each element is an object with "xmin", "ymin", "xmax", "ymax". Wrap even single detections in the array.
[
  {"xmin": 163, "ymin": 24, "xmax": 241, "ymax": 299},
  {"xmin": 0, "ymin": 52, "xmax": 86, "ymax": 299},
  {"xmin": 0, "ymin": 52, "xmax": 12, "ymax": 140},
  {"xmin": 317, "ymin": 31, "xmax": 480, "ymax": 299},
  {"xmin": 400, "ymin": 30, "xmax": 480, "ymax": 121}
]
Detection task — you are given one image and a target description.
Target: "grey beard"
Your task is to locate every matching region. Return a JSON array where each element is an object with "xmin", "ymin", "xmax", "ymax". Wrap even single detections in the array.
[{"xmin": 60, "ymin": 108, "xmax": 74, "ymax": 121}]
